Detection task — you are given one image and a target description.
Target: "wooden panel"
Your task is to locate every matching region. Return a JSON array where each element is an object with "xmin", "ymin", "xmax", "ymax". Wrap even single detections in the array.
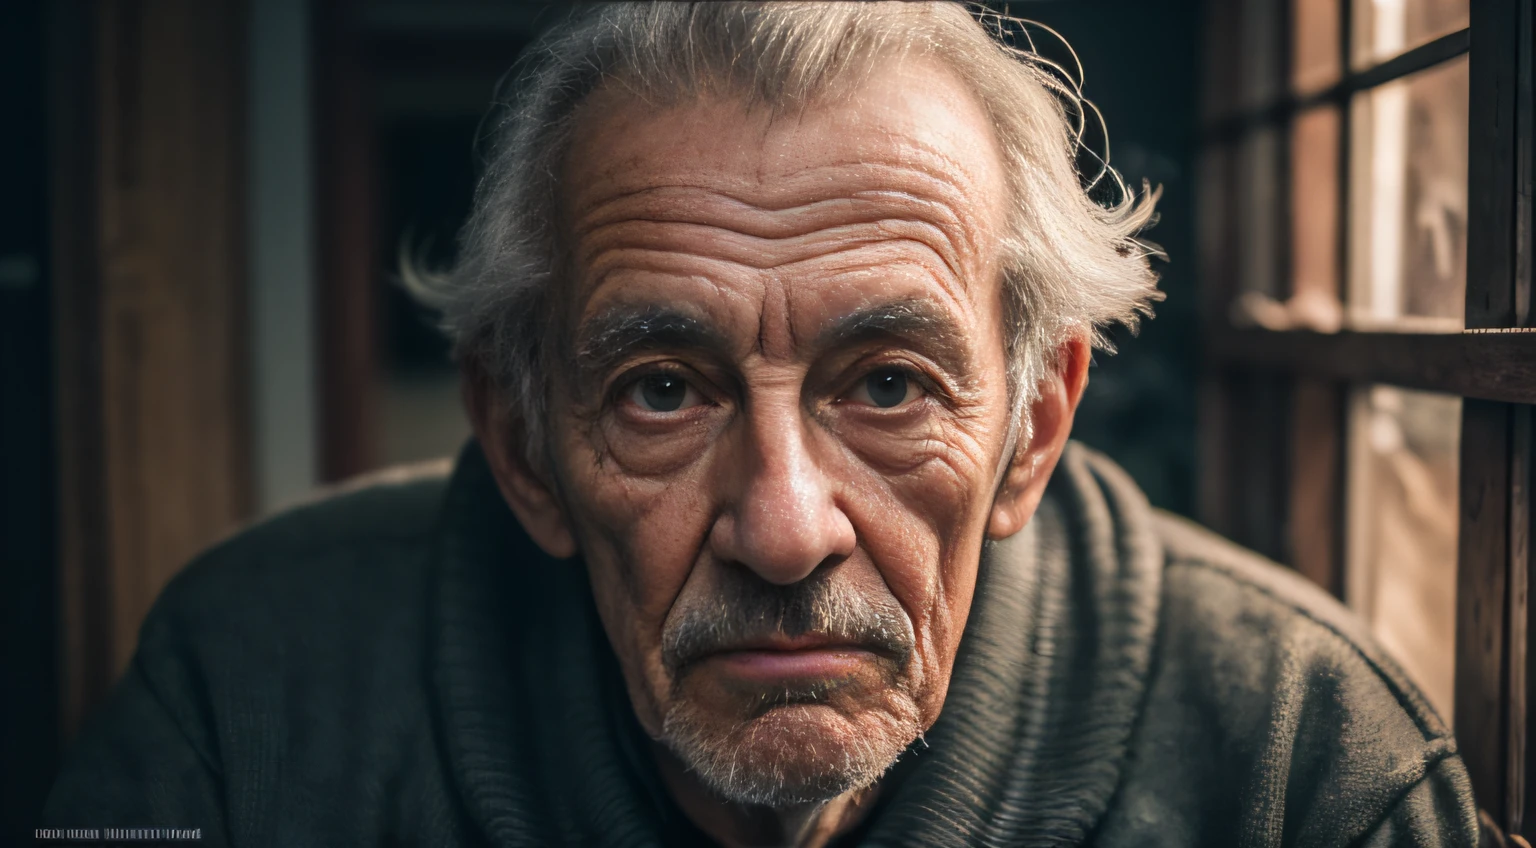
[
  {"xmin": 1289, "ymin": 379, "xmax": 1344, "ymax": 595},
  {"xmin": 1210, "ymin": 328, "xmax": 1536, "ymax": 402},
  {"xmin": 1516, "ymin": 0, "xmax": 1534, "ymax": 331},
  {"xmin": 54, "ymin": 0, "xmax": 251, "ymax": 737},
  {"xmin": 1526, "ymin": 408, "xmax": 1536, "ymax": 836},
  {"xmin": 1459, "ymin": 401, "xmax": 1515, "ymax": 824},
  {"xmin": 1458, "ymin": 0, "xmax": 1529, "ymax": 834},
  {"xmin": 1509, "ymin": 405, "xmax": 1531, "ymax": 833},
  {"xmin": 1467, "ymin": 0, "xmax": 1521, "ymax": 329},
  {"xmin": 314, "ymin": 0, "xmax": 380, "ymax": 482}
]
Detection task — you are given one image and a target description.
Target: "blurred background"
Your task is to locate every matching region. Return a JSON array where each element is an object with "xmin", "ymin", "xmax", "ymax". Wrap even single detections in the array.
[{"xmin": 7, "ymin": 0, "xmax": 1494, "ymax": 839}]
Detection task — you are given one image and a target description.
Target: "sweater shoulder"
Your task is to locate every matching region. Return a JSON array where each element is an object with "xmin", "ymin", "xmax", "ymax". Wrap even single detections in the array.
[
  {"xmin": 1151, "ymin": 510, "xmax": 1450, "ymax": 742},
  {"xmin": 141, "ymin": 459, "xmax": 454, "ymax": 658},
  {"xmin": 213, "ymin": 458, "xmax": 453, "ymax": 561},
  {"xmin": 1118, "ymin": 512, "xmax": 1476, "ymax": 844}
]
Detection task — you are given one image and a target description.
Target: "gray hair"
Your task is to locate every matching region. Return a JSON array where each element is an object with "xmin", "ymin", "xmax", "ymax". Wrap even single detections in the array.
[{"xmin": 409, "ymin": 1, "xmax": 1161, "ymax": 469}]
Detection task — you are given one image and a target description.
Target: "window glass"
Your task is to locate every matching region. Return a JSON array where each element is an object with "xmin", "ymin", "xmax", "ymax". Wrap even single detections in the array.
[
  {"xmin": 1346, "ymin": 55, "xmax": 1468, "ymax": 330},
  {"xmin": 1351, "ymin": 0, "xmax": 1468, "ymax": 68},
  {"xmin": 1293, "ymin": 0, "xmax": 1342, "ymax": 94},
  {"xmin": 1345, "ymin": 385, "xmax": 1460, "ymax": 722},
  {"xmin": 1290, "ymin": 105, "xmax": 1343, "ymax": 329}
]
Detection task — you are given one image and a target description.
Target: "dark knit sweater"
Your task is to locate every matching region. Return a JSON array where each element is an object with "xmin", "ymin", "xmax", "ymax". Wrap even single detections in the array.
[{"xmin": 45, "ymin": 442, "xmax": 1479, "ymax": 846}]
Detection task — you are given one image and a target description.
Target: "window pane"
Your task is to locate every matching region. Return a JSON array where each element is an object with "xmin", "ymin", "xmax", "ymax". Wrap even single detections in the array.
[
  {"xmin": 1290, "ymin": 105, "xmax": 1343, "ymax": 328},
  {"xmin": 1351, "ymin": 0, "xmax": 1469, "ymax": 68},
  {"xmin": 1293, "ymin": 0, "xmax": 1342, "ymax": 94},
  {"xmin": 1346, "ymin": 56, "xmax": 1468, "ymax": 330},
  {"xmin": 1345, "ymin": 386, "xmax": 1460, "ymax": 722}
]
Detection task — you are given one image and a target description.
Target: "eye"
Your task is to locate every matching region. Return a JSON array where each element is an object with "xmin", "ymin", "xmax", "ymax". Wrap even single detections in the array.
[
  {"xmin": 849, "ymin": 368, "xmax": 922, "ymax": 409},
  {"xmin": 627, "ymin": 373, "xmax": 704, "ymax": 413}
]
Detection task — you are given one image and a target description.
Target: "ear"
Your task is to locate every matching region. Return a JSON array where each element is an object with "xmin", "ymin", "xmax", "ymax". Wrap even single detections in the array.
[
  {"xmin": 462, "ymin": 363, "xmax": 578, "ymax": 559},
  {"xmin": 987, "ymin": 334, "xmax": 1091, "ymax": 540}
]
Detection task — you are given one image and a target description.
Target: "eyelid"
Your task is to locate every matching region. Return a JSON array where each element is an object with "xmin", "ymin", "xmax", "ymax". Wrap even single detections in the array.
[
  {"xmin": 842, "ymin": 357, "xmax": 950, "ymax": 404},
  {"xmin": 627, "ymin": 375, "xmax": 707, "ymax": 414},
  {"xmin": 608, "ymin": 360, "xmax": 724, "ymax": 410},
  {"xmin": 839, "ymin": 363, "xmax": 933, "ymax": 409}
]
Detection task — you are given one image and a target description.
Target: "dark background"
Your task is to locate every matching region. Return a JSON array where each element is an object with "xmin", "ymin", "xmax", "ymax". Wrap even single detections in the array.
[{"xmin": 0, "ymin": 1, "xmax": 1201, "ymax": 839}]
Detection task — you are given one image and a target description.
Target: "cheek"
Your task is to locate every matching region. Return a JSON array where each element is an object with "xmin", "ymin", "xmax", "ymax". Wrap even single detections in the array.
[
  {"xmin": 552, "ymin": 422, "xmax": 720, "ymax": 728},
  {"xmin": 831, "ymin": 415, "xmax": 1002, "ymax": 713},
  {"xmin": 556, "ymin": 411, "xmax": 717, "ymax": 599}
]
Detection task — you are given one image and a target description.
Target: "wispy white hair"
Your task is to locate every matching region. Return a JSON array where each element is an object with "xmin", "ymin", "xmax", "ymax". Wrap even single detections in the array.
[{"xmin": 409, "ymin": 1, "xmax": 1161, "ymax": 470}]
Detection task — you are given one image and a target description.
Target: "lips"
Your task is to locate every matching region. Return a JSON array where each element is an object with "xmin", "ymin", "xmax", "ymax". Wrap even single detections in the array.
[
  {"xmin": 691, "ymin": 631, "xmax": 889, "ymax": 684},
  {"xmin": 706, "ymin": 645, "xmax": 879, "ymax": 683},
  {"xmin": 723, "ymin": 632, "xmax": 863, "ymax": 653}
]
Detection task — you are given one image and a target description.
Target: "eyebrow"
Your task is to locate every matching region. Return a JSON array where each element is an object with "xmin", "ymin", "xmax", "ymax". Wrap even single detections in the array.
[
  {"xmin": 573, "ymin": 305, "xmax": 731, "ymax": 387},
  {"xmin": 814, "ymin": 299, "xmax": 972, "ymax": 377},
  {"xmin": 570, "ymin": 298, "xmax": 975, "ymax": 390}
]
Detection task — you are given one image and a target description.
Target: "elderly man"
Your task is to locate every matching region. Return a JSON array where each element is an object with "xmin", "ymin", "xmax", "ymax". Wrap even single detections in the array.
[{"xmin": 47, "ymin": 3, "xmax": 1477, "ymax": 846}]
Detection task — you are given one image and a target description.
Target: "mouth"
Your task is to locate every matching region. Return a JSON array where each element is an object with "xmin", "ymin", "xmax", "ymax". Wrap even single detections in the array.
[{"xmin": 696, "ymin": 634, "xmax": 888, "ymax": 684}]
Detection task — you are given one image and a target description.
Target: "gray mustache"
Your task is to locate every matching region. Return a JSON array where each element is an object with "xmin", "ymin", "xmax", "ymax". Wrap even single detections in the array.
[{"xmin": 661, "ymin": 567, "xmax": 916, "ymax": 672}]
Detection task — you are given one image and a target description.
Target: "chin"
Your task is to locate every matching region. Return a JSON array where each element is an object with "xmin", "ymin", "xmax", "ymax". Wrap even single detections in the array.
[{"xmin": 659, "ymin": 682, "xmax": 923, "ymax": 808}]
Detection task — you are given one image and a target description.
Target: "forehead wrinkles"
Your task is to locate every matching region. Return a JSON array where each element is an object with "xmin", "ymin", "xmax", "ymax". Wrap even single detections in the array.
[{"xmin": 569, "ymin": 168, "xmax": 990, "ymax": 300}]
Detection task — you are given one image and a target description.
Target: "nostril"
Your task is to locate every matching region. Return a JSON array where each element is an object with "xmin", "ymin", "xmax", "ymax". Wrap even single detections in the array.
[
  {"xmin": 714, "ymin": 411, "xmax": 855, "ymax": 584},
  {"xmin": 713, "ymin": 486, "xmax": 855, "ymax": 586}
]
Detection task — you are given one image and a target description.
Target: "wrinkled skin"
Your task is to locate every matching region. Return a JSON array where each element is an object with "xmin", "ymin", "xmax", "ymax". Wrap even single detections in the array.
[{"xmin": 468, "ymin": 56, "xmax": 1090, "ymax": 848}]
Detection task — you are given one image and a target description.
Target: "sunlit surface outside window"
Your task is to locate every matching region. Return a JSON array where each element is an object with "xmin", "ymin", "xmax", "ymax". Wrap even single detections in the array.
[
  {"xmin": 1351, "ymin": 0, "xmax": 1469, "ymax": 68},
  {"xmin": 1346, "ymin": 385, "xmax": 1460, "ymax": 722},
  {"xmin": 1290, "ymin": 104, "xmax": 1342, "ymax": 322},
  {"xmin": 1347, "ymin": 55, "xmax": 1468, "ymax": 330},
  {"xmin": 1292, "ymin": 0, "xmax": 1342, "ymax": 94}
]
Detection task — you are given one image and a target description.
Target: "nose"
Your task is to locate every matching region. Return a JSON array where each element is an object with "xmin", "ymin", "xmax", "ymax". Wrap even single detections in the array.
[{"xmin": 710, "ymin": 404, "xmax": 856, "ymax": 585}]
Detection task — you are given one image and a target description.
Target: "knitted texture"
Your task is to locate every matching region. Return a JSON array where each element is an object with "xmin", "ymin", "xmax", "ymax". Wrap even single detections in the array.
[{"xmin": 45, "ymin": 442, "xmax": 1479, "ymax": 846}]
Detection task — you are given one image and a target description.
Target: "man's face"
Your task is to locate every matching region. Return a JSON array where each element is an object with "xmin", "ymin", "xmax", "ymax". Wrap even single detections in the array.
[{"xmin": 537, "ymin": 57, "xmax": 1021, "ymax": 805}]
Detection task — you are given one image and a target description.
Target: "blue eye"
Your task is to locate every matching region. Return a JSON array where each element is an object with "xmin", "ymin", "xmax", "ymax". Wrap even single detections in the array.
[
  {"xmin": 861, "ymin": 369, "xmax": 912, "ymax": 408},
  {"xmin": 631, "ymin": 374, "xmax": 699, "ymax": 412}
]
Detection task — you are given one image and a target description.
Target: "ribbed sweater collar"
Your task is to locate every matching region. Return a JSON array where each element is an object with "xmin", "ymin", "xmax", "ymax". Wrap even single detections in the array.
[{"xmin": 430, "ymin": 442, "xmax": 1164, "ymax": 847}]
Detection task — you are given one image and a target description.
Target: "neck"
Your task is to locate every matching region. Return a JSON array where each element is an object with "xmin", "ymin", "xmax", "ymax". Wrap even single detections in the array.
[{"xmin": 651, "ymin": 742, "xmax": 880, "ymax": 848}]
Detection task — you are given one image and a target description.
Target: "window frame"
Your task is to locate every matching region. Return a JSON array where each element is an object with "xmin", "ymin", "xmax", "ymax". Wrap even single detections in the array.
[{"xmin": 1199, "ymin": 0, "xmax": 1535, "ymax": 833}]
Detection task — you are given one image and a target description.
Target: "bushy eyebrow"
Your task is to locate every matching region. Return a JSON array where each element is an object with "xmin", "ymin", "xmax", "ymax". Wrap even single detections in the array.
[
  {"xmin": 814, "ymin": 299, "xmax": 972, "ymax": 376},
  {"xmin": 573, "ymin": 305, "xmax": 730, "ymax": 387},
  {"xmin": 571, "ymin": 298, "xmax": 975, "ymax": 390}
]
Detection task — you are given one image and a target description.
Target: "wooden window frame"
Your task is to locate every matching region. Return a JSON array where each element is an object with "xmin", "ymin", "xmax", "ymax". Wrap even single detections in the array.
[{"xmin": 1200, "ymin": 0, "xmax": 1535, "ymax": 834}]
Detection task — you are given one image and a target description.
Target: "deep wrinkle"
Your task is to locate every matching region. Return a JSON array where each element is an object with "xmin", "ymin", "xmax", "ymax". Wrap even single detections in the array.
[{"xmin": 572, "ymin": 184, "xmax": 975, "ymax": 302}]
